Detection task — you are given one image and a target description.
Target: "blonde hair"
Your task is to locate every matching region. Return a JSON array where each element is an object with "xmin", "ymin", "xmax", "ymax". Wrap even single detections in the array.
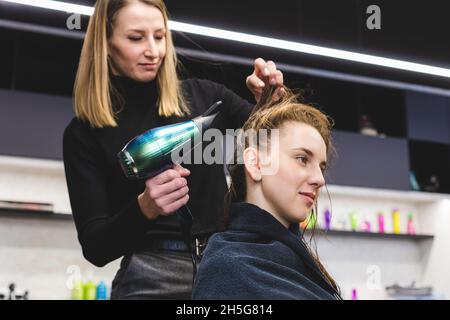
[{"xmin": 73, "ymin": 0, "xmax": 189, "ymax": 128}]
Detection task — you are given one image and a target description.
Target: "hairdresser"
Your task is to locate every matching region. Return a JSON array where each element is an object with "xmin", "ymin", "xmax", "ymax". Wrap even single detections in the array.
[{"xmin": 63, "ymin": 0, "xmax": 284, "ymax": 299}]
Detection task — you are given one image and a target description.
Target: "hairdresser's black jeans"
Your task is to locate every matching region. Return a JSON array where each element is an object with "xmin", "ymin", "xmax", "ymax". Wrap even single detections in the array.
[{"xmin": 110, "ymin": 250, "xmax": 193, "ymax": 300}]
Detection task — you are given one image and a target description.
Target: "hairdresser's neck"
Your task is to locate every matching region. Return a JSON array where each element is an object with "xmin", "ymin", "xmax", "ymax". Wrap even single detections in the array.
[{"xmin": 245, "ymin": 188, "xmax": 290, "ymax": 229}]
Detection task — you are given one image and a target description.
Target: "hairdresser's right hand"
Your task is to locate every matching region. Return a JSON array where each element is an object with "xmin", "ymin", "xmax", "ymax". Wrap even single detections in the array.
[{"xmin": 137, "ymin": 164, "xmax": 190, "ymax": 220}]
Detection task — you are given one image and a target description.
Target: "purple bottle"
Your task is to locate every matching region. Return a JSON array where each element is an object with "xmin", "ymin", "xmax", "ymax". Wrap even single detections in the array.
[{"xmin": 324, "ymin": 208, "xmax": 331, "ymax": 231}]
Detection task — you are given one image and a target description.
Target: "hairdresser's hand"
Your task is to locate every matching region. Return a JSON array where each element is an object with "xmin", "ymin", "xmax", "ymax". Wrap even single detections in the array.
[
  {"xmin": 137, "ymin": 164, "xmax": 190, "ymax": 220},
  {"xmin": 246, "ymin": 58, "xmax": 285, "ymax": 102}
]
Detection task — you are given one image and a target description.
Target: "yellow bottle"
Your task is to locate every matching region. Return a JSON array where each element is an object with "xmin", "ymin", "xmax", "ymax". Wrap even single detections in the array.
[{"xmin": 392, "ymin": 209, "xmax": 401, "ymax": 234}]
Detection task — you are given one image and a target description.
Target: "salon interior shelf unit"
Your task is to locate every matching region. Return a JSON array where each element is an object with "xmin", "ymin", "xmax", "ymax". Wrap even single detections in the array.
[
  {"xmin": 324, "ymin": 184, "xmax": 450, "ymax": 204},
  {"xmin": 0, "ymin": 155, "xmax": 64, "ymax": 174},
  {"xmin": 1, "ymin": 208, "xmax": 433, "ymax": 241},
  {"xmin": 304, "ymin": 228, "xmax": 434, "ymax": 241},
  {"xmin": 0, "ymin": 209, "xmax": 72, "ymax": 220}
]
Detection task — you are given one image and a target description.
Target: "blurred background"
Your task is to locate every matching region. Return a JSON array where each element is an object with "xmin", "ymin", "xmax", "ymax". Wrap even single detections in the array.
[{"xmin": 0, "ymin": 0, "xmax": 449, "ymax": 300}]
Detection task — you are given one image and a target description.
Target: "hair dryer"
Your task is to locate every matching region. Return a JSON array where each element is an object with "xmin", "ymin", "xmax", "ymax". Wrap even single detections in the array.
[
  {"xmin": 118, "ymin": 100, "xmax": 223, "ymax": 180},
  {"xmin": 117, "ymin": 100, "xmax": 223, "ymax": 275}
]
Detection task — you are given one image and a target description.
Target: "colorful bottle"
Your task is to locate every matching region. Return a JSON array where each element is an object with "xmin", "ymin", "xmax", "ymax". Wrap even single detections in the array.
[
  {"xmin": 96, "ymin": 281, "xmax": 107, "ymax": 300},
  {"xmin": 407, "ymin": 212, "xmax": 416, "ymax": 235},
  {"xmin": 392, "ymin": 209, "xmax": 401, "ymax": 234},
  {"xmin": 83, "ymin": 272, "xmax": 96, "ymax": 300},
  {"xmin": 324, "ymin": 208, "xmax": 331, "ymax": 231},
  {"xmin": 351, "ymin": 288, "xmax": 358, "ymax": 300},
  {"xmin": 349, "ymin": 211, "xmax": 358, "ymax": 231},
  {"xmin": 362, "ymin": 220, "xmax": 371, "ymax": 232},
  {"xmin": 306, "ymin": 212, "xmax": 317, "ymax": 230},
  {"xmin": 377, "ymin": 213, "xmax": 385, "ymax": 233},
  {"xmin": 71, "ymin": 279, "xmax": 84, "ymax": 300}
]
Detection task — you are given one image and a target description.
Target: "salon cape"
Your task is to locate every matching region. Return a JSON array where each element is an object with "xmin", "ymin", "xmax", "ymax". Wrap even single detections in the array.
[{"xmin": 192, "ymin": 202, "xmax": 341, "ymax": 300}]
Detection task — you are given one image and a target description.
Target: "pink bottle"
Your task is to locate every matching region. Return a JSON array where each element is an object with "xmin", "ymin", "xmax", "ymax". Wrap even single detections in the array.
[
  {"xmin": 377, "ymin": 213, "xmax": 385, "ymax": 234},
  {"xmin": 351, "ymin": 288, "xmax": 358, "ymax": 300}
]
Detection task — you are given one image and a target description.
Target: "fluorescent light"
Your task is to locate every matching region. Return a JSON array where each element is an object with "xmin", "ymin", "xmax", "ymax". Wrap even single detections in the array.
[
  {"xmin": 2, "ymin": 0, "xmax": 94, "ymax": 15},
  {"xmin": 2, "ymin": 0, "xmax": 450, "ymax": 79},
  {"xmin": 169, "ymin": 21, "xmax": 450, "ymax": 79}
]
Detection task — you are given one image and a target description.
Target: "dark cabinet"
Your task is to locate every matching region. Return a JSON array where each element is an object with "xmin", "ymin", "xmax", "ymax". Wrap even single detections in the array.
[
  {"xmin": 325, "ymin": 131, "xmax": 410, "ymax": 190},
  {"xmin": 0, "ymin": 89, "xmax": 74, "ymax": 160},
  {"xmin": 406, "ymin": 91, "xmax": 450, "ymax": 145}
]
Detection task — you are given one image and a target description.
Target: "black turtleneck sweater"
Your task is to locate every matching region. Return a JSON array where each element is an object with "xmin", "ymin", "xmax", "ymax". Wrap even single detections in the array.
[{"xmin": 63, "ymin": 76, "xmax": 253, "ymax": 267}]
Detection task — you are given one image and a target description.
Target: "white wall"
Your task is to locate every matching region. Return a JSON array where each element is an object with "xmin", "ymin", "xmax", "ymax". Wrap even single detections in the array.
[
  {"xmin": 0, "ymin": 215, "xmax": 119, "ymax": 300},
  {"xmin": 419, "ymin": 200, "xmax": 450, "ymax": 298},
  {"xmin": 0, "ymin": 156, "xmax": 118, "ymax": 299}
]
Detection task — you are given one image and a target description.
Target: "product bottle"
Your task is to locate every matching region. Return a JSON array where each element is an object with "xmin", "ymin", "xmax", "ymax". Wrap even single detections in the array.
[
  {"xmin": 351, "ymin": 288, "xmax": 358, "ymax": 300},
  {"xmin": 362, "ymin": 220, "xmax": 371, "ymax": 232},
  {"xmin": 359, "ymin": 114, "xmax": 378, "ymax": 136},
  {"xmin": 96, "ymin": 281, "xmax": 107, "ymax": 300},
  {"xmin": 307, "ymin": 212, "xmax": 317, "ymax": 230},
  {"xmin": 349, "ymin": 211, "xmax": 358, "ymax": 231},
  {"xmin": 8, "ymin": 283, "xmax": 16, "ymax": 300},
  {"xmin": 324, "ymin": 208, "xmax": 331, "ymax": 231},
  {"xmin": 407, "ymin": 212, "xmax": 416, "ymax": 235},
  {"xmin": 392, "ymin": 209, "xmax": 401, "ymax": 234},
  {"xmin": 377, "ymin": 213, "xmax": 385, "ymax": 233},
  {"xmin": 83, "ymin": 272, "xmax": 97, "ymax": 300},
  {"xmin": 71, "ymin": 279, "xmax": 84, "ymax": 300}
]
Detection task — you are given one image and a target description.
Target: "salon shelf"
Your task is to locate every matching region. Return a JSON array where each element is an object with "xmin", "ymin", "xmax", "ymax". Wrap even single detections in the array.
[
  {"xmin": 0, "ymin": 209, "xmax": 72, "ymax": 221},
  {"xmin": 0, "ymin": 155, "xmax": 64, "ymax": 173},
  {"xmin": 304, "ymin": 228, "xmax": 434, "ymax": 241},
  {"xmin": 323, "ymin": 184, "xmax": 450, "ymax": 204}
]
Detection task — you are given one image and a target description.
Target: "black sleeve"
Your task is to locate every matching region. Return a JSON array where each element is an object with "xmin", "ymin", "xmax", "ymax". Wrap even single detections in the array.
[{"xmin": 63, "ymin": 121, "xmax": 152, "ymax": 267}]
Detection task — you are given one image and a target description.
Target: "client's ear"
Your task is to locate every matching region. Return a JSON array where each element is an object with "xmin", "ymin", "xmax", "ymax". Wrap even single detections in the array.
[{"xmin": 243, "ymin": 147, "xmax": 262, "ymax": 182}]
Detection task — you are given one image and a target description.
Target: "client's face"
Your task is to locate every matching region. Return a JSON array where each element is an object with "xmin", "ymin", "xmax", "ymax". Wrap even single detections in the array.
[
  {"xmin": 108, "ymin": 2, "xmax": 167, "ymax": 82},
  {"xmin": 260, "ymin": 121, "xmax": 327, "ymax": 227}
]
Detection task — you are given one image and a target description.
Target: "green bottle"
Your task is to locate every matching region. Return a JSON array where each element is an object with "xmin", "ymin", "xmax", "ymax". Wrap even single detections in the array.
[
  {"xmin": 71, "ymin": 280, "xmax": 84, "ymax": 300},
  {"xmin": 349, "ymin": 211, "xmax": 358, "ymax": 231},
  {"xmin": 306, "ymin": 211, "xmax": 317, "ymax": 229},
  {"xmin": 83, "ymin": 273, "xmax": 97, "ymax": 300}
]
